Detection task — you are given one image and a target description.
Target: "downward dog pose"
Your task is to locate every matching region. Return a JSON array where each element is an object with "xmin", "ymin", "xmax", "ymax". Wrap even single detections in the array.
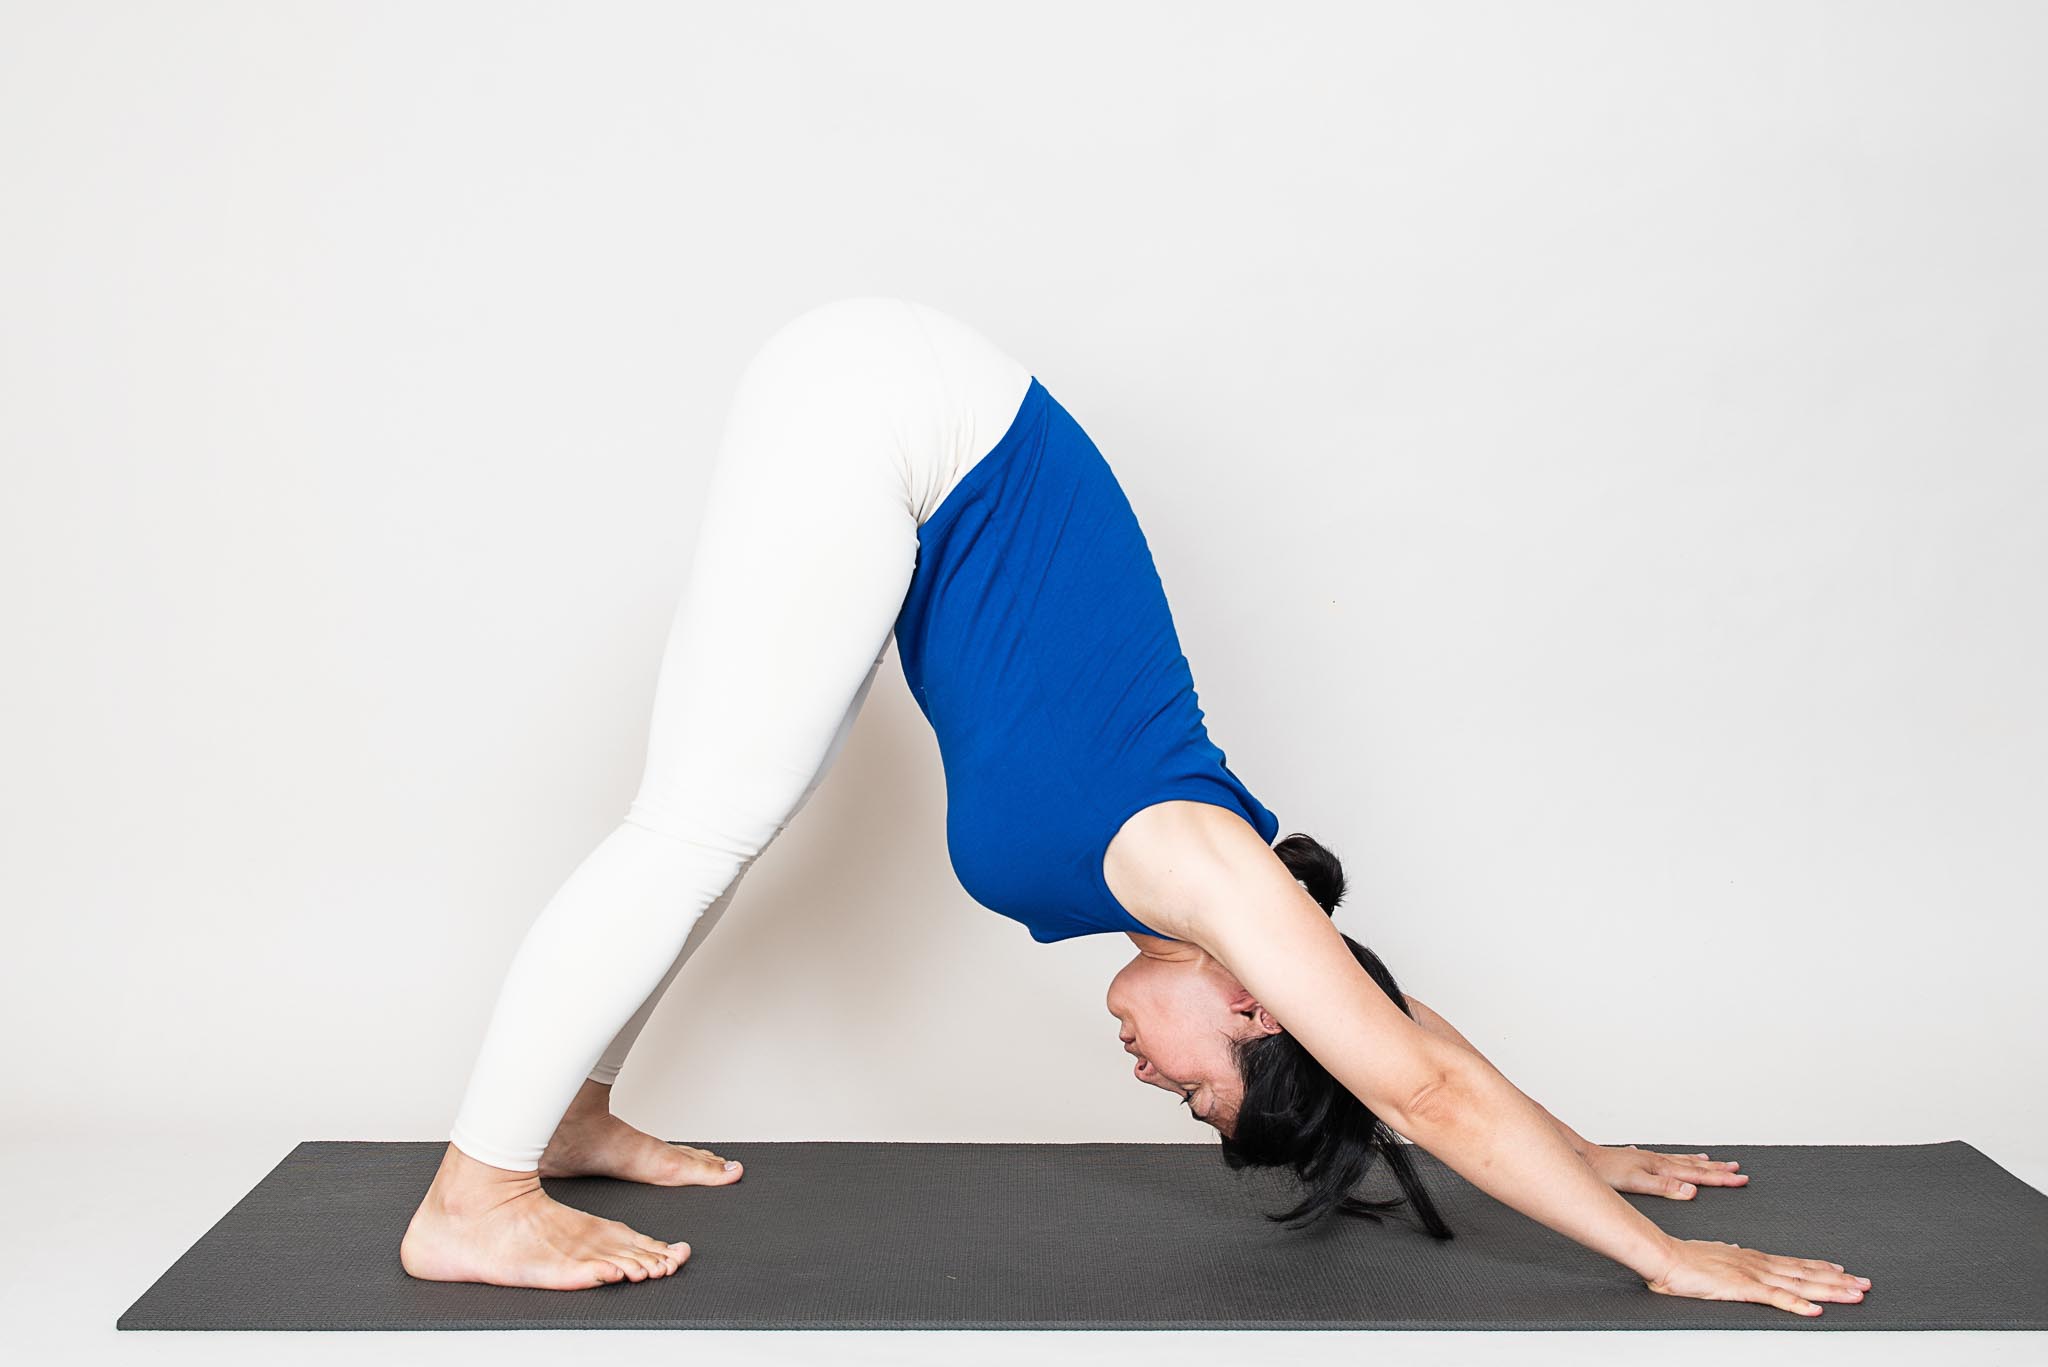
[{"xmin": 400, "ymin": 297, "xmax": 1870, "ymax": 1316}]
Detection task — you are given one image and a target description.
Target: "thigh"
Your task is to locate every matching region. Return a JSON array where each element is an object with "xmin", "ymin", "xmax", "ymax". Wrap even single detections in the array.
[
  {"xmin": 626, "ymin": 301, "xmax": 932, "ymax": 853},
  {"xmin": 897, "ymin": 298, "xmax": 1035, "ymax": 522}
]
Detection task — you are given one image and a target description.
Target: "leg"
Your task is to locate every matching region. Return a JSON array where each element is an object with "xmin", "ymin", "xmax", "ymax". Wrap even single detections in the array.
[
  {"xmin": 534, "ymin": 653, "xmax": 882, "ymax": 1187},
  {"xmin": 583, "ymin": 647, "xmax": 885, "ymax": 1087},
  {"xmin": 403, "ymin": 297, "xmax": 945, "ymax": 1290},
  {"xmin": 447, "ymin": 303, "xmax": 930, "ymax": 1171},
  {"xmin": 575, "ymin": 296, "xmax": 1027, "ymax": 1088}
]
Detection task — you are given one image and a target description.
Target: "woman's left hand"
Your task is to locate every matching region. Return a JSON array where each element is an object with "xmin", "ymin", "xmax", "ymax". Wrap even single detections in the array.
[{"xmin": 1581, "ymin": 1144, "xmax": 1749, "ymax": 1199}]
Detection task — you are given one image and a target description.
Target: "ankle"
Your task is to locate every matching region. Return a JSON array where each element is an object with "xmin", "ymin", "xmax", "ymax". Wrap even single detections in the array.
[
  {"xmin": 558, "ymin": 1079, "xmax": 616, "ymax": 1126},
  {"xmin": 427, "ymin": 1143, "xmax": 543, "ymax": 1216}
]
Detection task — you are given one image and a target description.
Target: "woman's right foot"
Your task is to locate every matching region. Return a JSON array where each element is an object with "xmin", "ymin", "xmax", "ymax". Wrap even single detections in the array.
[{"xmin": 400, "ymin": 1143, "xmax": 688, "ymax": 1290}]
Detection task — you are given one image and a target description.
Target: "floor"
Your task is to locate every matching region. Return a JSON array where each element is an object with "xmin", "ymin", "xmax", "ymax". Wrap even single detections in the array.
[{"xmin": 9, "ymin": 1131, "xmax": 2044, "ymax": 1367}]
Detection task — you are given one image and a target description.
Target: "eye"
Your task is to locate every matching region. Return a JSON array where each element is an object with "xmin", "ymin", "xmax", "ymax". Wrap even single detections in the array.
[{"xmin": 1179, "ymin": 1089, "xmax": 1195, "ymax": 1108}]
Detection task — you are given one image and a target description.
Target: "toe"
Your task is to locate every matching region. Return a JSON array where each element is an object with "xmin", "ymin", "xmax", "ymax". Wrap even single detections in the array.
[
  {"xmin": 627, "ymin": 1236, "xmax": 672, "ymax": 1274},
  {"xmin": 671, "ymin": 1144, "xmax": 739, "ymax": 1180},
  {"xmin": 697, "ymin": 1152, "xmax": 741, "ymax": 1182},
  {"xmin": 607, "ymin": 1244, "xmax": 656, "ymax": 1280}
]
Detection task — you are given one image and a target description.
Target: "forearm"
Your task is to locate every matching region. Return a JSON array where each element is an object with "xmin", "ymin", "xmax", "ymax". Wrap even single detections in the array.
[
  {"xmin": 1402, "ymin": 994, "xmax": 1595, "ymax": 1156},
  {"xmin": 1399, "ymin": 1055, "xmax": 1676, "ymax": 1281},
  {"xmin": 1150, "ymin": 815, "xmax": 1679, "ymax": 1283}
]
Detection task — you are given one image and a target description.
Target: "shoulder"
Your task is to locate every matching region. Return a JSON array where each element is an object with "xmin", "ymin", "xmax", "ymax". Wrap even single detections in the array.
[{"xmin": 1102, "ymin": 800, "xmax": 1284, "ymax": 941}]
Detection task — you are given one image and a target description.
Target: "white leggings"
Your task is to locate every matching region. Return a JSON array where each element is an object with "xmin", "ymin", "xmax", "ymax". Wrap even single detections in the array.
[{"xmin": 448, "ymin": 297, "xmax": 1034, "ymax": 1172}]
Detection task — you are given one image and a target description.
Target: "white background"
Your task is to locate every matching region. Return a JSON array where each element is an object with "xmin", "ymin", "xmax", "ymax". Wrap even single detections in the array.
[{"xmin": 2, "ymin": 2, "xmax": 2042, "ymax": 1362}]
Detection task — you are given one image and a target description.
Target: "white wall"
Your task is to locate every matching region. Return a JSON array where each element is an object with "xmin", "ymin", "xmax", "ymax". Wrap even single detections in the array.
[{"xmin": 3, "ymin": 1, "xmax": 2042, "ymax": 1170}]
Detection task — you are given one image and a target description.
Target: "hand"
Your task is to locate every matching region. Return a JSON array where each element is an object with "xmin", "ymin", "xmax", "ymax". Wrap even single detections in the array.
[
  {"xmin": 1582, "ymin": 1144, "xmax": 1748, "ymax": 1199},
  {"xmin": 1646, "ymin": 1237, "xmax": 1872, "ymax": 1317}
]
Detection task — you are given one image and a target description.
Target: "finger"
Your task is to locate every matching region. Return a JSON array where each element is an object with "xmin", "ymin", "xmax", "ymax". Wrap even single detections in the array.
[
  {"xmin": 1651, "ymin": 1161, "xmax": 1743, "ymax": 1190},
  {"xmin": 1780, "ymin": 1258, "xmax": 1872, "ymax": 1293},
  {"xmin": 1760, "ymin": 1269, "xmax": 1865, "ymax": 1304},
  {"xmin": 1763, "ymin": 1284, "xmax": 1823, "ymax": 1316},
  {"xmin": 1772, "ymin": 1254, "xmax": 1860, "ymax": 1279},
  {"xmin": 1802, "ymin": 1262, "xmax": 1867, "ymax": 1287},
  {"xmin": 1741, "ymin": 1270, "xmax": 1823, "ymax": 1316},
  {"xmin": 1654, "ymin": 1155, "xmax": 1739, "ymax": 1177},
  {"xmin": 1685, "ymin": 1165, "xmax": 1748, "ymax": 1186}
]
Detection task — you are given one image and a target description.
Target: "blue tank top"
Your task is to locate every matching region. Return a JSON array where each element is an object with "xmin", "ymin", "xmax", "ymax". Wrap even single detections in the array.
[{"xmin": 892, "ymin": 376, "xmax": 1281, "ymax": 943}]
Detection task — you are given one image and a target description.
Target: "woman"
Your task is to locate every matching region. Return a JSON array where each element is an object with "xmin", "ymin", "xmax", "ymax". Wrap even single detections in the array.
[{"xmin": 400, "ymin": 297, "xmax": 1871, "ymax": 1316}]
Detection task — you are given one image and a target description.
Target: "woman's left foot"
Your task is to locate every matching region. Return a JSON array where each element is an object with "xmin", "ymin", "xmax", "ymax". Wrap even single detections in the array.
[{"xmin": 540, "ymin": 1111, "xmax": 744, "ymax": 1187}]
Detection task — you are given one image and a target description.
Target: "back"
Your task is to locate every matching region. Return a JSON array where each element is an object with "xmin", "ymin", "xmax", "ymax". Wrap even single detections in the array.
[{"xmin": 893, "ymin": 377, "xmax": 1280, "ymax": 943}]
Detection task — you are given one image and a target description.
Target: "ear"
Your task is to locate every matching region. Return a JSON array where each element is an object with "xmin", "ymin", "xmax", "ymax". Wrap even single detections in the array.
[{"xmin": 1226, "ymin": 987, "xmax": 1285, "ymax": 1037}]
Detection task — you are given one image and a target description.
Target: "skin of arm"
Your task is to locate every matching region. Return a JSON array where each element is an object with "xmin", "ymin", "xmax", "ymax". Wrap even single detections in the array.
[
  {"xmin": 1402, "ymin": 992, "xmax": 1748, "ymax": 1202},
  {"xmin": 1127, "ymin": 813, "xmax": 1681, "ymax": 1286},
  {"xmin": 1401, "ymin": 993, "xmax": 1595, "ymax": 1156}
]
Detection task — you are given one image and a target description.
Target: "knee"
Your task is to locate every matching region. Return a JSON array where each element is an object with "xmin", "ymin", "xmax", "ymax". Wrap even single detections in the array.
[{"xmin": 624, "ymin": 796, "xmax": 781, "ymax": 867}]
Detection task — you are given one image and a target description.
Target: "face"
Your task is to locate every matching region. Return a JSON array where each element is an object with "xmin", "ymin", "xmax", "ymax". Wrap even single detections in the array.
[{"xmin": 1104, "ymin": 937, "xmax": 1283, "ymax": 1137}]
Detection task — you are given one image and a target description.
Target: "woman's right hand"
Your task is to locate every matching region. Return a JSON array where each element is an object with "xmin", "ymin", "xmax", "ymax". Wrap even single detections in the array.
[{"xmin": 1645, "ymin": 1237, "xmax": 1872, "ymax": 1316}]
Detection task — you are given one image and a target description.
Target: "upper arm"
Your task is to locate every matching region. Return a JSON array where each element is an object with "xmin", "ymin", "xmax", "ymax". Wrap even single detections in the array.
[
  {"xmin": 1154, "ymin": 815, "xmax": 1470, "ymax": 1130},
  {"xmin": 1405, "ymin": 992, "xmax": 1487, "ymax": 1060}
]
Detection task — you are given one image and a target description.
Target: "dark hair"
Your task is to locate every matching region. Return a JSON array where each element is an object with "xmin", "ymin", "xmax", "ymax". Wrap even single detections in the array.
[{"xmin": 1215, "ymin": 832, "xmax": 1455, "ymax": 1238}]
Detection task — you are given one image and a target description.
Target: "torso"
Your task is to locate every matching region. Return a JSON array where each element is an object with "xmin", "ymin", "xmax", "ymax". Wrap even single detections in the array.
[{"xmin": 893, "ymin": 376, "xmax": 1280, "ymax": 945}]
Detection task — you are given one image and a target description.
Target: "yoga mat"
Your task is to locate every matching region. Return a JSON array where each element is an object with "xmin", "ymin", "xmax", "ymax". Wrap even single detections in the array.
[{"xmin": 119, "ymin": 1138, "xmax": 2047, "ymax": 1331}]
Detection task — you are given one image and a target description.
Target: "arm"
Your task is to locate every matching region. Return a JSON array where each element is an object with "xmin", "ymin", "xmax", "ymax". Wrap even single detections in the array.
[
  {"xmin": 1120, "ymin": 809, "xmax": 1868, "ymax": 1315},
  {"xmin": 1404, "ymin": 992, "xmax": 1750, "ymax": 1200},
  {"xmin": 1164, "ymin": 852, "xmax": 1677, "ymax": 1284},
  {"xmin": 1401, "ymin": 993, "xmax": 1595, "ymax": 1156}
]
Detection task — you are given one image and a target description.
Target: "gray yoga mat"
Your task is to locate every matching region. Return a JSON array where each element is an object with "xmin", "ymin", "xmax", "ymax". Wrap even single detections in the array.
[{"xmin": 119, "ymin": 1138, "xmax": 2047, "ymax": 1331}]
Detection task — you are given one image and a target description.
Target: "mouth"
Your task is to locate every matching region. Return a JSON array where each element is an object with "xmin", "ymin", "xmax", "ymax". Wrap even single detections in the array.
[{"xmin": 1119, "ymin": 1025, "xmax": 1150, "ymax": 1075}]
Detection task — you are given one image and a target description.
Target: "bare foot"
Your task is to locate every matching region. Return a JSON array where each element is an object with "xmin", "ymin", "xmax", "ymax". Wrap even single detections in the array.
[
  {"xmin": 400, "ymin": 1143, "xmax": 688, "ymax": 1290},
  {"xmin": 542, "ymin": 1113, "xmax": 744, "ymax": 1187}
]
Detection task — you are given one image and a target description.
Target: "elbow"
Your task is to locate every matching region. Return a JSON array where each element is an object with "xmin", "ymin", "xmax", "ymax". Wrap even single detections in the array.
[{"xmin": 1390, "ymin": 1068, "xmax": 1469, "ymax": 1137}]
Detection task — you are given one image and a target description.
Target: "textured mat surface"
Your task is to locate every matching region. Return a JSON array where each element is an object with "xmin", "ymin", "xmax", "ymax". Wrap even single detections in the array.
[{"xmin": 118, "ymin": 1138, "xmax": 2047, "ymax": 1331}]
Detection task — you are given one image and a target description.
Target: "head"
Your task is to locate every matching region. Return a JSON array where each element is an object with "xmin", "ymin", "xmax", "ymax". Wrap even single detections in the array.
[{"xmin": 1105, "ymin": 832, "xmax": 1454, "ymax": 1236}]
